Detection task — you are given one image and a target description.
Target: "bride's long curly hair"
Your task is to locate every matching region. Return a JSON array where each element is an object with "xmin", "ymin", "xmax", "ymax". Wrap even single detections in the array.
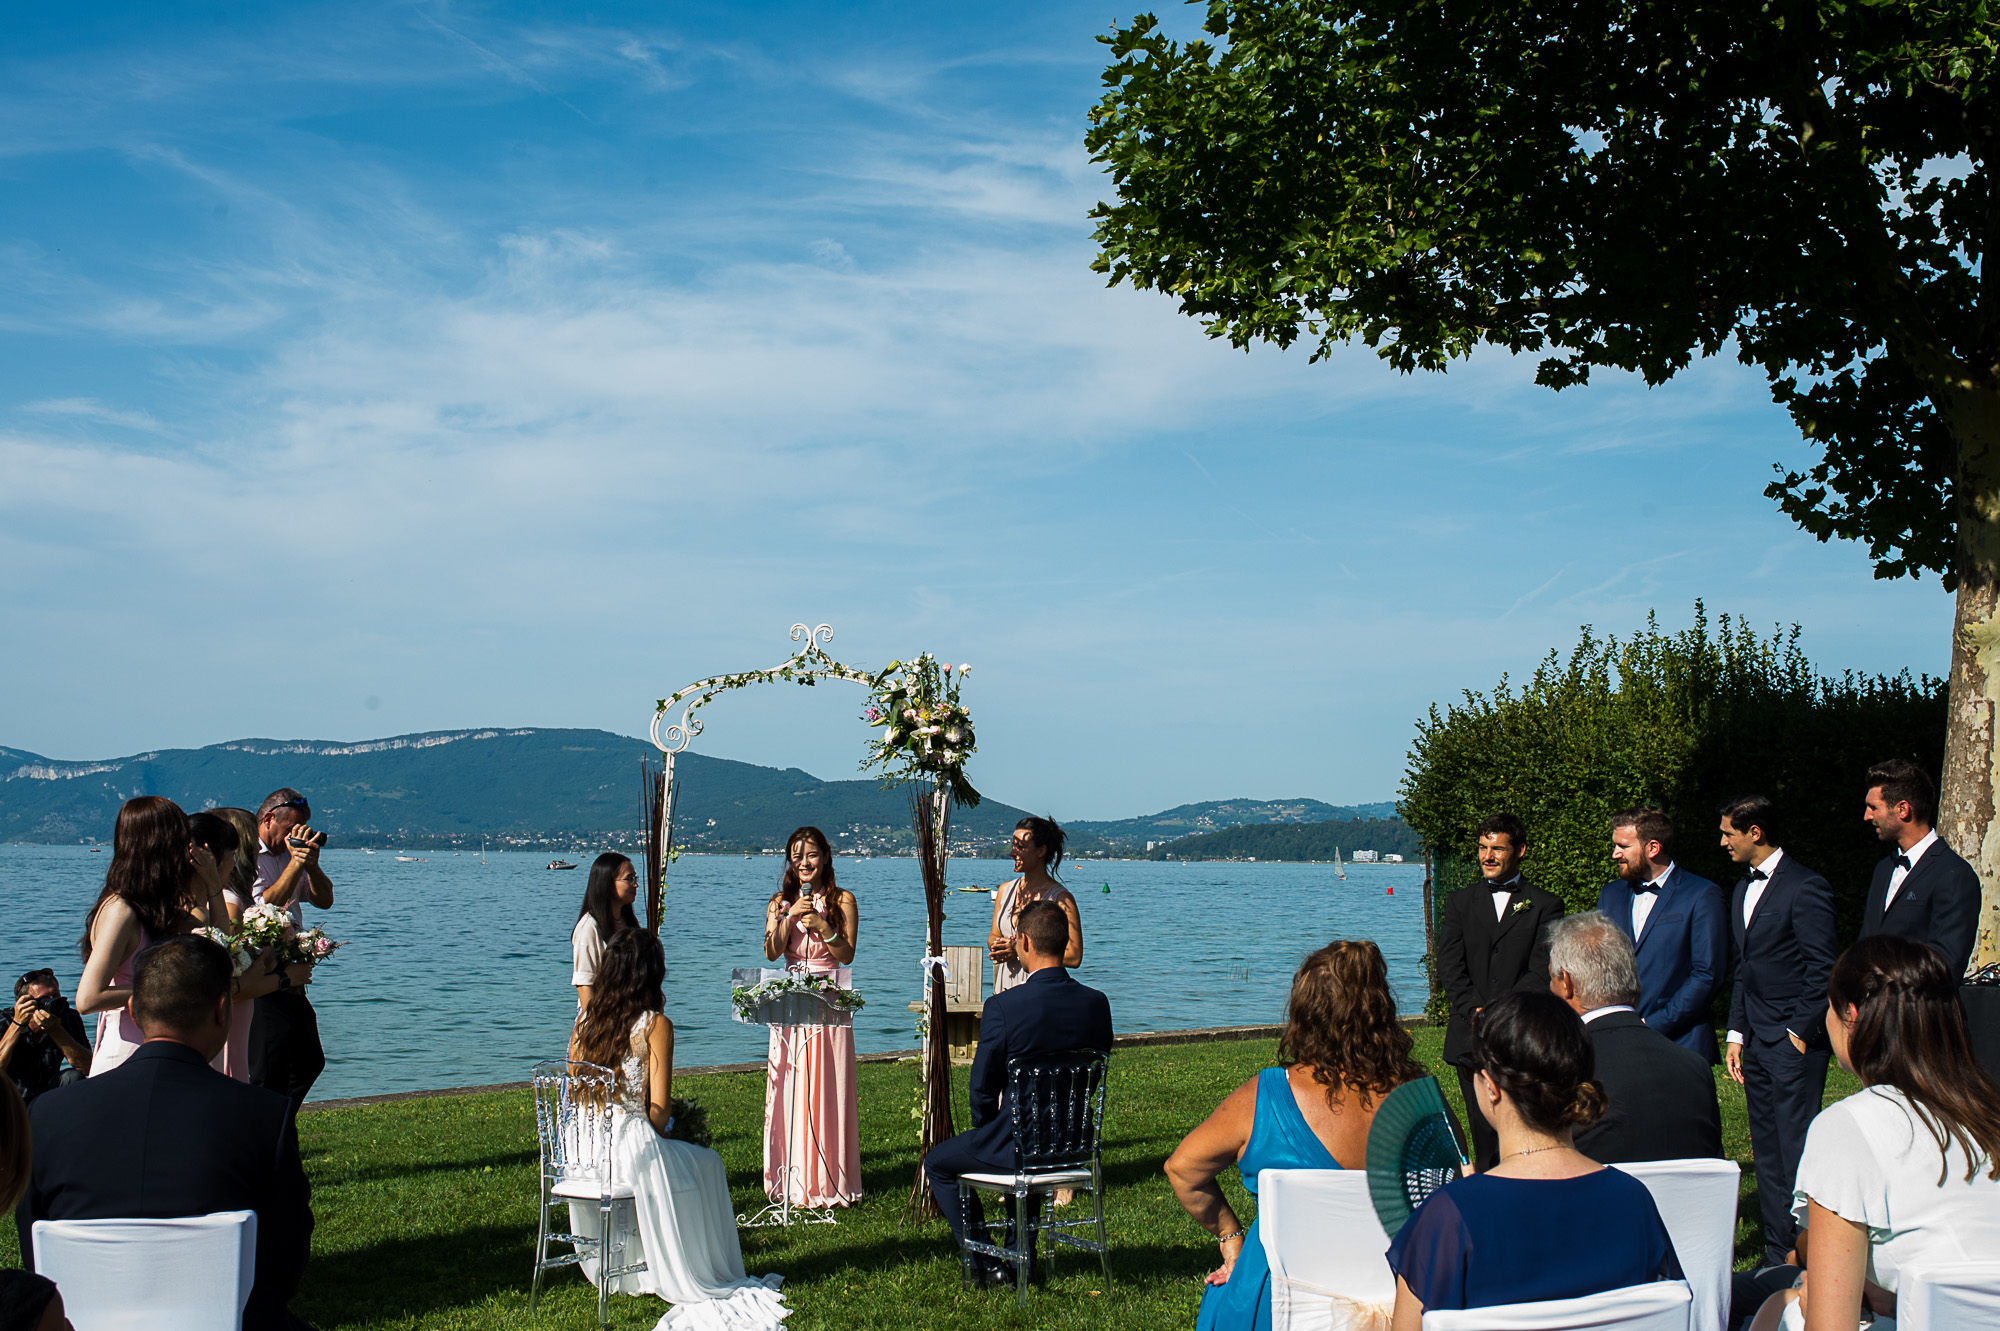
[
  {"xmin": 1277, "ymin": 940, "xmax": 1426, "ymax": 1111},
  {"xmin": 572, "ymin": 928, "xmax": 666, "ymax": 1101}
]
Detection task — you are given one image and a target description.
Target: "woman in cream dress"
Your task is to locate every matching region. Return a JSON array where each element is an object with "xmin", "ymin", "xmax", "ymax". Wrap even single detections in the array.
[
  {"xmin": 570, "ymin": 927, "xmax": 788, "ymax": 1331},
  {"xmin": 987, "ymin": 816, "xmax": 1082, "ymax": 994}
]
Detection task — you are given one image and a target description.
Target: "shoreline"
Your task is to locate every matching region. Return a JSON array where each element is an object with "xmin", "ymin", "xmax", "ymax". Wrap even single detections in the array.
[{"xmin": 299, "ymin": 1016, "xmax": 1428, "ymax": 1113}]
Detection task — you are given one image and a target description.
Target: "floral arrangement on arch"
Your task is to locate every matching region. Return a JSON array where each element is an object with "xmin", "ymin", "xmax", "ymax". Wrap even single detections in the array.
[{"xmin": 862, "ymin": 654, "xmax": 981, "ymax": 808}]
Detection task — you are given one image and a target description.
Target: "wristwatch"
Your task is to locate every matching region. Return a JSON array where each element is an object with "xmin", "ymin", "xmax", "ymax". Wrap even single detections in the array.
[{"xmin": 276, "ymin": 969, "xmax": 292, "ymax": 993}]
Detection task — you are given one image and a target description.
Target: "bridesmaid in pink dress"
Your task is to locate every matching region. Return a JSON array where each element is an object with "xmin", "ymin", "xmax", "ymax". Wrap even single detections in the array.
[
  {"xmin": 760, "ymin": 826, "xmax": 863, "ymax": 1207},
  {"xmin": 78, "ymin": 798, "xmax": 307, "ymax": 1079},
  {"xmin": 77, "ymin": 798, "xmax": 214, "ymax": 1076}
]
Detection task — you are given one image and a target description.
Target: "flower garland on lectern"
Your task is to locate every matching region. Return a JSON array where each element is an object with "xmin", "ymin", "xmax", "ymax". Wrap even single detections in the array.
[{"xmin": 650, "ymin": 624, "xmax": 981, "ymax": 1216}]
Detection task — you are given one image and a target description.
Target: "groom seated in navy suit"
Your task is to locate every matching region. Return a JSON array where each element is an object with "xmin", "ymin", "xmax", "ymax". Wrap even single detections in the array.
[
  {"xmin": 17, "ymin": 935, "xmax": 313, "ymax": 1331},
  {"xmin": 1595, "ymin": 805, "xmax": 1728, "ymax": 1064},
  {"xmin": 926, "ymin": 900, "xmax": 1114, "ymax": 1286}
]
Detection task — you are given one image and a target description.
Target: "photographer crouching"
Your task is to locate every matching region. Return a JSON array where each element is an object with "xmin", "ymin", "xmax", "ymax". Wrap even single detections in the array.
[
  {"xmin": 249, "ymin": 787, "xmax": 334, "ymax": 1105},
  {"xmin": 0, "ymin": 968, "xmax": 90, "ymax": 1103}
]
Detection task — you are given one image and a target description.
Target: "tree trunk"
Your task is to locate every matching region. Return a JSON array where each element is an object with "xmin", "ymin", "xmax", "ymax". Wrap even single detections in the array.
[{"xmin": 1941, "ymin": 428, "xmax": 2000, "ymax": 971}]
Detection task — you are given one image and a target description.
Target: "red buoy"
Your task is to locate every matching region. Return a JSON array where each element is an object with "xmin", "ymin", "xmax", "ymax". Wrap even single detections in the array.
[{"xmin": 1386, "ymin": 886, "xmax": 1394, "ymax": 895}]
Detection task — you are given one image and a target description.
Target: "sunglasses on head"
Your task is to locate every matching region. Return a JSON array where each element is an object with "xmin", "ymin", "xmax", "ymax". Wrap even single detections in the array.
[
  {"xmin": 267, "ymin": 797, "xmax": 310, "ymax": 818},
  {"xmin": 18, "ymin": 969, "xmax": 54, "ymax": 989}
]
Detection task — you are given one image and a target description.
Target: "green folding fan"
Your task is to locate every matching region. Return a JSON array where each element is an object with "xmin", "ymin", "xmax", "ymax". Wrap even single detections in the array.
[{"xmin": 1365, "ymin": 1076, "xmax": 1466, "ymax": 1235}]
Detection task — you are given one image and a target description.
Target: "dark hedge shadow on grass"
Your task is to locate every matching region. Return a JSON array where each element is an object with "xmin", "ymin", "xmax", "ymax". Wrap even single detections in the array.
[
  {"xmin": 306, "ymin": 1148, "xmax": 539, "ymax": 1185},
  {"xmin": 298, "ymin": 1222, "xmax": 539, "ymax": 1325}
]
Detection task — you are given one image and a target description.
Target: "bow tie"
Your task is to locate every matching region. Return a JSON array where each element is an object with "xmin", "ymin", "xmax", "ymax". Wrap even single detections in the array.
[
  {"xmin": 1633, "ymin": 881, "xmax": 1663, "ymax": 895},
  {"xmin": 1748, "ymin": 869, "xmax": 1768, "ymax": 882},
  {"xmin": 1895, "ymin": 855, "xmax": 1912, "ymax": 870},
  {"xmin": 1488, "ymin": 879, "xmax": 1518, "ymax": 892}
]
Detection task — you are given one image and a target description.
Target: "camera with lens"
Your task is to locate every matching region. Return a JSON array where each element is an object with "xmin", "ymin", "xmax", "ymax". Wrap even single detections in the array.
[{"xmin": 285, "ymin": 828, "xmax": 328, "ymax": 850}]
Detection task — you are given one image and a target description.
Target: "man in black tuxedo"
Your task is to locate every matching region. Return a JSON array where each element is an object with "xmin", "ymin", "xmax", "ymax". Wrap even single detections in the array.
[
  {"xmin": 1718, "ymin": 793, "xmax": 1838, "ymax": 1267},
  {"xmin": 926, "ymin": 900, "xmax": 1113, "ymax": 1285},
  {"xmin": 1860, "ymin": 759, "xmax": 1980, "ymax": 977},
  {"xmin": 1436, "ymin": 812, "xmax": 1566, "ymax": 1170},
  {"xmin": 17, "ymin": 935, "xmax": 313, "ymax": 1331},
  {"xmin": 1546, "ymin": 912, "xmax": 1722, "ymax": 1164}
]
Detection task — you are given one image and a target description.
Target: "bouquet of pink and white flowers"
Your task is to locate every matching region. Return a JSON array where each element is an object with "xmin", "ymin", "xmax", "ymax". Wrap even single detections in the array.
[{"xmin": 201, "ymin": 902, "xmax": 344, "ymax": 978}]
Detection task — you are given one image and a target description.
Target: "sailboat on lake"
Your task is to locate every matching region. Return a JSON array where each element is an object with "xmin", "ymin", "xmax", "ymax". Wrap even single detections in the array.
[{"xmin": 1336, "ymin": 847, "xmax": 1346, "ymax": 880}]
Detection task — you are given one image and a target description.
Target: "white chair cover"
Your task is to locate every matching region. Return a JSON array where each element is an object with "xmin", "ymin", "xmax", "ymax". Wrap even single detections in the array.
[
  {"xmin": 1611, "ymin": 1158, "xmax": 1741, "ymax": 1331},
  {"xmin": 32, "ymin": 1210, "xmax": 257, "ymax": 1331},
  {"xmin": 1259, "ymin": 1169, "xmax": 1395, "ymax": 1331},
  {"xmin": 1896, "ymin": 1260, "xmax": 2000, "ymax": 1329},
  {"xmin": 1422, "ymin": 1280, "xmax": 1692, "ymax": 1331}
]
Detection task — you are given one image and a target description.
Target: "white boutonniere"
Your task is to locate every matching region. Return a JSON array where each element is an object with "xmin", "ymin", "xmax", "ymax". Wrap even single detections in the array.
[{"xmin": 1510, "ymin": 898, "xmax": 1532, "ymax": 915}]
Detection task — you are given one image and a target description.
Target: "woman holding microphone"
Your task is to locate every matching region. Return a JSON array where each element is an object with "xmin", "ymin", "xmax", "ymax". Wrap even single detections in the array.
[{"xmin": 760, "ymin": 826, "xmax": 861, "ymax": 1207}]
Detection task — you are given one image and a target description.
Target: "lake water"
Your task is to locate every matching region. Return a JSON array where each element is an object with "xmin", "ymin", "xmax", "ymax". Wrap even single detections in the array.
[{"xmin": 1, "ymin": 845, "xmax": 1430, "ymax": 1100}]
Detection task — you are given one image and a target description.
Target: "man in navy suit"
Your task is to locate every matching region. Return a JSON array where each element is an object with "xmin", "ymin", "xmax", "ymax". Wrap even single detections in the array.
[
  {"xmin": 1595, "ymin": 805, "xmax": 1727, "ymax": 1063},
  {"xmin": 1860, "ymin": 759, "xmax": 1980, "ymax": 977},
  {"xmin": 17, "ymin": 935, "xmax": 313, "ymax": 1331},
  {"xmin": 926, "ymin": 900, "xmax": 1113, "ymax": 1285},
  {"xmin": 1718, "ymin": 794, "xmax": 1838, "ymax": 1267}
]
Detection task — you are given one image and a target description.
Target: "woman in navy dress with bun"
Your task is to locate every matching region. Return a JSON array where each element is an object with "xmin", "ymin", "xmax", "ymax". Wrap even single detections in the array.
[{"xmin": 1387, "ymin": 990, "xmax": 1681, "ymax": 1327}]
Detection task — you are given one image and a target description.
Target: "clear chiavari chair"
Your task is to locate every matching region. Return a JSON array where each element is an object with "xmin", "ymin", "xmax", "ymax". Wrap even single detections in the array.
[{"xmin": 528, "ymin": 1058, "xmax": 648, "ymax": 1327}]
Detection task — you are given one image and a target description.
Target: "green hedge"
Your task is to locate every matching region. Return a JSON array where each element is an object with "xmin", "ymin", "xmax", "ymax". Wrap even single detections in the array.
[{"xmin": 1400, "ymin": 606, "xmax": 1943, "ymax": 1015}]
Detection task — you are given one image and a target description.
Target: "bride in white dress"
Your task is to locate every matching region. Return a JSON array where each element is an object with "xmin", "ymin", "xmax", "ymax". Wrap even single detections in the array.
[{"xmin": 569, "ymin": 927, "xmax": 789, "ymax": 1331}]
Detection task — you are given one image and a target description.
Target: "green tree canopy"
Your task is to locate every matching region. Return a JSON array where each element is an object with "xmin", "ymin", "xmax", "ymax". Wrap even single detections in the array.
[{"xmin": 1088, "ymin": 0, "xmax": 2000, "ymax": 964}]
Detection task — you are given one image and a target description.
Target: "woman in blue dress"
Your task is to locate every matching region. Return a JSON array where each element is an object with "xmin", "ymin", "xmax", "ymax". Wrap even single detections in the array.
[
  {"xmin": 1387, "ymin": 991, "xmax": 1680, "ymax": 1328},
  {"xmin": 1168, "ymin": 940, "xmax": 1427, "ymax": 1331}
]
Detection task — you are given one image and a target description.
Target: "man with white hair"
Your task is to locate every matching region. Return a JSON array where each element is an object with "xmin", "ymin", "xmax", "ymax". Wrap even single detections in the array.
[{"xmin": 1548, "ymin": 911, "xmax": 1722, "ymax": 1163}]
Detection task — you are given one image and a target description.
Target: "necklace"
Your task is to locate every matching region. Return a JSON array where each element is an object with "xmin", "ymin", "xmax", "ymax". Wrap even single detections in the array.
[{"xmin": 1502, "ymin": 1143, "xmax": 1566, "ymax": 1162}]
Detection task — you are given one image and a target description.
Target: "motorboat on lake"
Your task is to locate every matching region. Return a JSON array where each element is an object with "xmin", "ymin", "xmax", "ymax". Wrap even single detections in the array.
[{"xmin": 547, "ymin": 859, "xmax": 578, "ymax": 870}]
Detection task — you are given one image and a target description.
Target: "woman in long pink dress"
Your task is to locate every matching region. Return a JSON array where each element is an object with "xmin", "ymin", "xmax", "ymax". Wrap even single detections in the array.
[
  {"xmin": 76, "ymin": 797, "xmax": 216, "ymax": 1075},
  {"xmin": 760, "ymin": 826, "xmax": 862, "ymax": 1207},
  {"xmin": 78, "ymin": 798, "xmax": 309, "ymax": 1078}
]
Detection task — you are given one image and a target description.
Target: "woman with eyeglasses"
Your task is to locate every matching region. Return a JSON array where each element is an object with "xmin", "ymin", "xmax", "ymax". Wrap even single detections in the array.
[
  {"xmin": 987, "ymin": 816, "xmax": 1082, "ymax": 995},
  {"xmin": 573, "ymin": 853, "xmax": 641, "ymax": 1016},
  {"xmin": 77, "ymin": 797, "xmax": 310, "ymax": 1078}
]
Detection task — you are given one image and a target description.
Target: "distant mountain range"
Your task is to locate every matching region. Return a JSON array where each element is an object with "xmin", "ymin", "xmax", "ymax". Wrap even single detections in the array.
[{"xmin": 0, "ymin": 728, "xmax": 1405, "ymax": 855}]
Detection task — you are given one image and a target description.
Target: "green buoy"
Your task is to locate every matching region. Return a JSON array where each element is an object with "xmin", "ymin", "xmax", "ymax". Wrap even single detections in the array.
[{"xmin": 1102, "ymin": 882, "xmax": 1111, "ymax": 893}]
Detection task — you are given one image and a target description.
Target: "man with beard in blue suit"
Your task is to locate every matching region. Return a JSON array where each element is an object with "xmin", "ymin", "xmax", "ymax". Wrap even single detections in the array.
[
  {"xmin": 1595, "ymin": 806, "xmax": 1728, "ymax": 1063},
  {"xmin": 925, "ymin": 900, "xmax": 1114, "ymax": 1287}
]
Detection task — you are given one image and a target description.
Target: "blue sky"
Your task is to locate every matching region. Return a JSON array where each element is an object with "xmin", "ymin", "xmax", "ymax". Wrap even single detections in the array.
[{"xmin": 1, "ymin": 0, "xmax": 1954, "ymax": 819}]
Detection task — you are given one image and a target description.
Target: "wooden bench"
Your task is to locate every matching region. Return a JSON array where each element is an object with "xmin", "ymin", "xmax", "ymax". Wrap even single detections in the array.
[{"xmin": 909, "ymin": 944, "xmax": 985, "ymax": 1065}]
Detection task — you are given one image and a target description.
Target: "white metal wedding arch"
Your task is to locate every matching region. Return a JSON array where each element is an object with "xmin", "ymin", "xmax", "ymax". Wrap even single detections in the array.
[{"xmin": 646, "ymin": 621, "xmax": 972, "ymax": 1213}]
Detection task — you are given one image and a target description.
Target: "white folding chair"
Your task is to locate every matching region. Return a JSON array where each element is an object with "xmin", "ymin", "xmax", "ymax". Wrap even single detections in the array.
[
  {"xmin": 1612, "ymin": 1158, "xmax": 1741, "ymax": 1331},
  {"xmin": 1896, "ymin": 1260, "xmax": 2000, "ymax": 1329},
  {"xmin": 32, "ymin": 1209, "xmax": 256, "ymax": 1331},
  {"xmin": 528, "ymin": 1059, "xmax": 647, "ymax": 1328},
  {"xmin": 1259, "ymin": 1169, "xmax": 1395, "ymax": 1331},
  {"xmin": 1422, "ymin": 1280, "xmax": 1692, "ymax": 1331}
]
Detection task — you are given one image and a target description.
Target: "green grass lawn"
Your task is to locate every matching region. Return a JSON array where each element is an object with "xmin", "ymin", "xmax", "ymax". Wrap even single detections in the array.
[{"xmin": 2, "ymin": 1031, "xmax": 1858, "ymax": 1329}]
